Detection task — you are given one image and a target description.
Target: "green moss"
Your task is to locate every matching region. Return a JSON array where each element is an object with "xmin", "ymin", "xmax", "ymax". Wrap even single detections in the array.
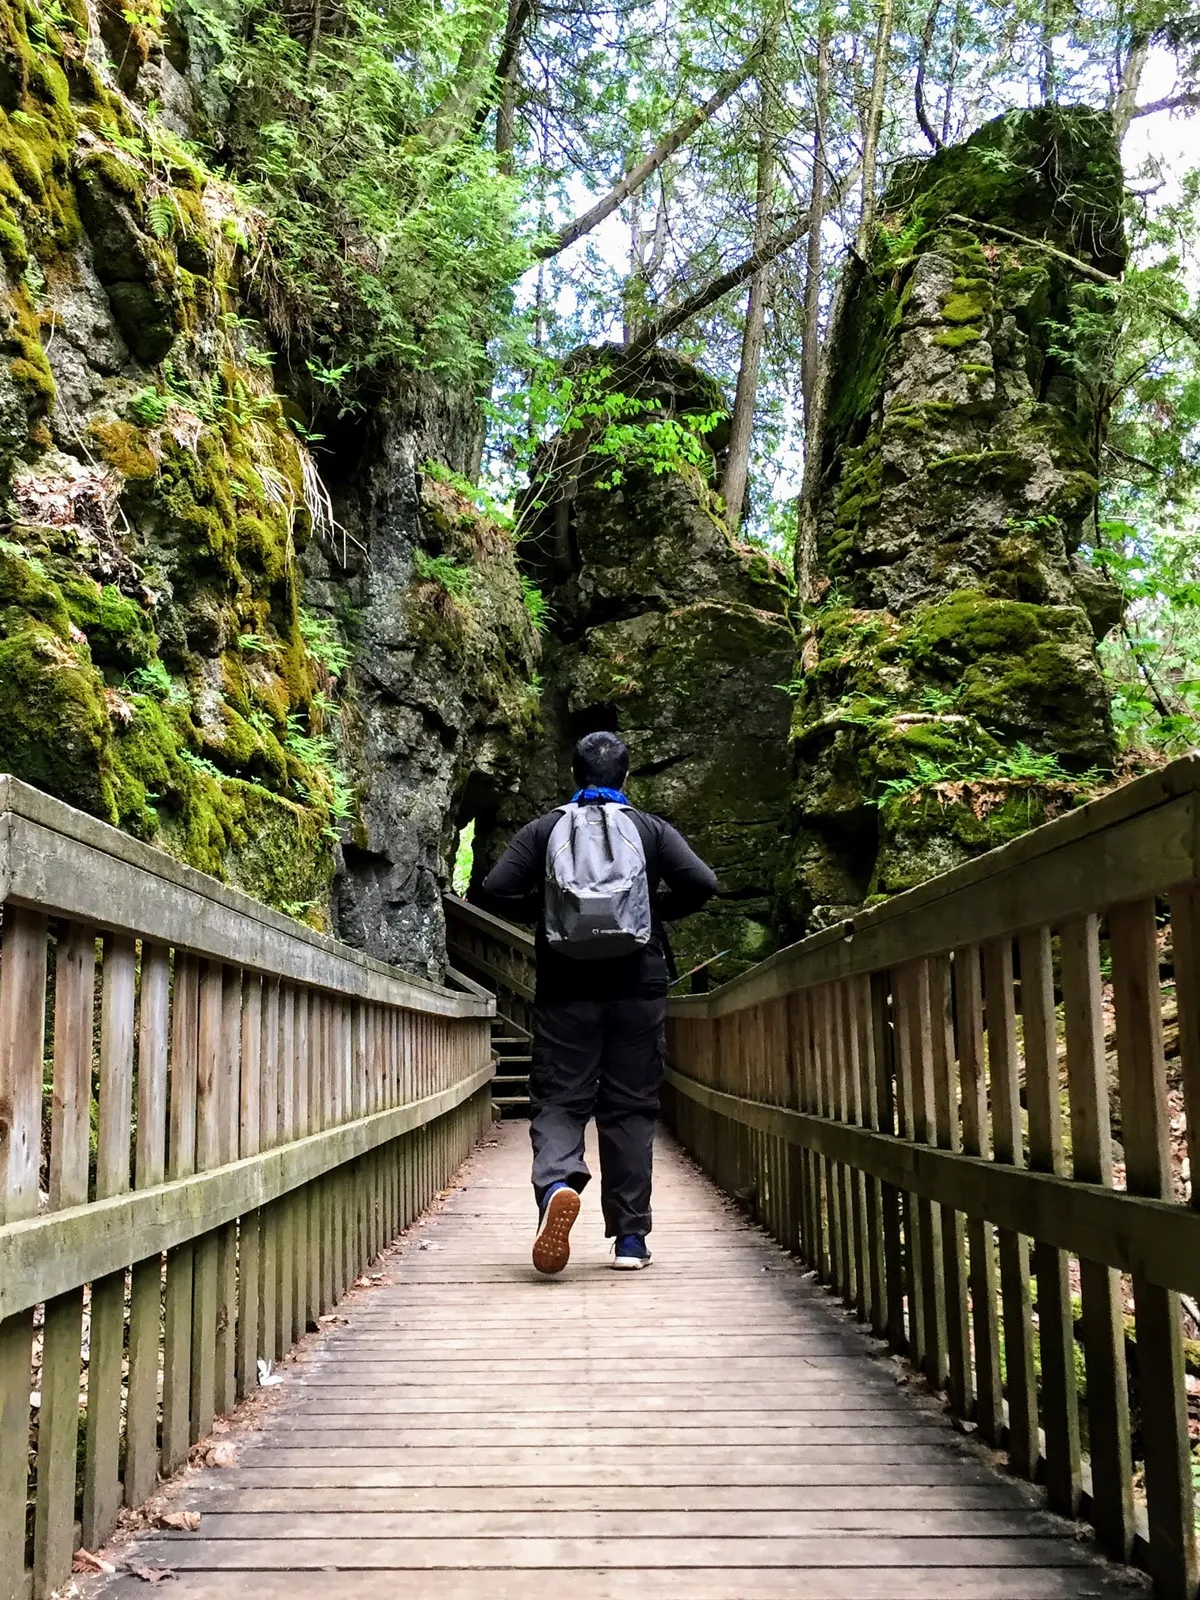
[
  {"xmin": 933, "ymin": 324, "xmax": 982, "ymax": 350},
  {"xmin": 0, "ymin": 623, "xmax": 116, "ymax": 817},
  {"xmin": 941, "ymin": 290, "xmax": 987, "ymax": 324},
  {"xmin": 89, "ymin": 417, "xmax": 158, "ymax": 479},
  {"xmin": 0, "ymin": 540, "xmax": 71, "ymax": 633},
  {"xmin": 60, "ymin": 577, "xmax": 154, "ymax": 668}
]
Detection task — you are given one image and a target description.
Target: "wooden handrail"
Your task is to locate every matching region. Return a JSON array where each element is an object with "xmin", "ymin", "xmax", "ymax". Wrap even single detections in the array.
[
  {"xmin": 660, "ymin": 756, "xmax": 1200, "ymax": 1599},
  {"xmin": 0, "ymin": 776, "xmax": 495, "ymax": 1600}
]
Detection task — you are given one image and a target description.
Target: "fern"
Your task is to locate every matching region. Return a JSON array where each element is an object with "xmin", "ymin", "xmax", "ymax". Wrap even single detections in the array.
[
  {"xmin": 147, "ymin": 193, "xmax": 177, "ymax": 241},
  {"xmin": 414, "ymin": 549, "xmax": 475, "ymax": 601}
]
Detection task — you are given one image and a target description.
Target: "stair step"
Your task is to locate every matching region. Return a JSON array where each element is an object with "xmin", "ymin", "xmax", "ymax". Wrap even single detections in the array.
[
  {"xmin": 492, "ymin": 1051, "xmax": 532, "ymax": 1065},
  {"xmin": 490, "ymin": 1035, "xmax": 529, "ymax": 1046},
  {"xmin": 491, "ymin": 1095, "xmax": 531, "ymax": 1109}
]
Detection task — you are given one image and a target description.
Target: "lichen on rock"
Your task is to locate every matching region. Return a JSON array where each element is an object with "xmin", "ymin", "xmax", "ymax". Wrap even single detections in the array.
[{"xmin": 783, "ymin": 106, "xmax": 1126, "ymax": 935}]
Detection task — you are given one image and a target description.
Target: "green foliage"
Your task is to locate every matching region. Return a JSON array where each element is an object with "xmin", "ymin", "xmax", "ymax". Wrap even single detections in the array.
[
  {"xmin": 188, "ymin": 0, "xmax": 529, "ymax": 393},
  {"xmin": 237, "ymin": 631, "xmax": 273, "ymax": 654},
  {"xmin": 126, "ymin": 659, "xmax": 174, "ymax": 699},
  {"xmin": 452, "ymin": 817, "xmax": 475, "ymax": 896},
  {"xmin": 520, "ymin": 574, "xmax": 551, "ymax": 633},
  {"xmin": 298, "ymin": 610, "xmax": 352, "ymax": 678},
  {"xmin": 875, "ymin": 745, "xmax": 1106, "ymax": 806},
  {"xmin": 415, "ymin": 549, "xmax": 475, "ymax": 601},
  {"xmin": 127, "ymin": 387, "xmax": 170, "ymax": 426}
]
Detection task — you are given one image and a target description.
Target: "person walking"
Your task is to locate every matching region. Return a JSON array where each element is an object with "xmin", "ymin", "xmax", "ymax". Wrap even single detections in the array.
[{"xmin": 475, "ymin": 731, "xmax": 718, "ymax": 1275}]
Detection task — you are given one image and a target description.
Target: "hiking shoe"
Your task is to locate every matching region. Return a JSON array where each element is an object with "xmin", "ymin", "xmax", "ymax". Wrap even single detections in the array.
[
  {"xmin": 612, "ymin": 1234, "xmax": 652, "ymax": 1270},
  {"xmin": 532, "ymin": 1183, "xmax": 580, "ymax": 1275}
]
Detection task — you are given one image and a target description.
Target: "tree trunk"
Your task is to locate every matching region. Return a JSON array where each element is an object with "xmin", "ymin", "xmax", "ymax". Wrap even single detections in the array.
[
  {"xmin": 800, "ymin": 8, "xmax": 831, "ymax": 430},
  {"xmin": 493, "ymin": 0, "xmax": 532, "ymax": 167},
  {"xmin": 1113, "ymin": 32, "xmax": 1150, "ymax": 139},
  {"xmin": 795, "ymin": 0, "xmax": 893, "ymax": 596},
  {"xmin": 722, "ymin": 39, "xmax": 779, "ymax": 534}
]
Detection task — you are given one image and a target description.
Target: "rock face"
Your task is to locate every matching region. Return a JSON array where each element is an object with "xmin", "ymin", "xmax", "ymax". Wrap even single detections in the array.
[
  {"xmin": 476, "ymin": 350, "xmax": 795, "ymax": 985},
  {"xmin": 305, "ymin": 388, "xmax": 540, "ymax": 979},
  {"xmin": 782, "ymin": 107, "xmax": 1126, "ymax": 933},
  {"xmin": 0, "ymin": 0, "xmax": 539, "ymax": 963}
]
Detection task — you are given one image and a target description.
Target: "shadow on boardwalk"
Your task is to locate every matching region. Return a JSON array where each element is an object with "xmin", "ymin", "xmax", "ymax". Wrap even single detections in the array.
[{"xmin": 92, "ymin": 1123, "xmax": 1149, "ymax": 1600}]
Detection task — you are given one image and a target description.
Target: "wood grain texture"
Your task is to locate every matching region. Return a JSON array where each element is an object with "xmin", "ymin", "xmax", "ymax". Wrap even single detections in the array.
[{"xmin": 95, "ymin": 1126, "xmax": 1135, "ymax": 1600}]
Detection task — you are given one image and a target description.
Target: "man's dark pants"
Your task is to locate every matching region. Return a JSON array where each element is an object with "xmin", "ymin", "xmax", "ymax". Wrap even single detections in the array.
[{"xmin": 529, "ymin": 996, "xmax": 668, "ymax": 1238}]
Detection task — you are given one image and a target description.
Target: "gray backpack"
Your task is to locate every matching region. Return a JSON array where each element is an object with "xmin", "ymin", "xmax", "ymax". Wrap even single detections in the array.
[{"xmin": 544, "ymin": 802, "xmax": 653, "ymax": 959}]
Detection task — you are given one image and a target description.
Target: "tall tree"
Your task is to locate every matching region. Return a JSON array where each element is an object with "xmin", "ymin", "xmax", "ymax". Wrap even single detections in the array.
[
  {"xmin": 722, "ymin": 27, "xmax": 781, "ymax": 534},
  {"xmin": 795, "ymin": 0, "xmax": 894, "ymax": 598}
]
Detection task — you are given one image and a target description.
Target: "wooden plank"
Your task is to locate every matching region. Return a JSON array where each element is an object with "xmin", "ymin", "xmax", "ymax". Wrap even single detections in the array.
[
  {"xmin": 215, "ymin": 967, "xmax": 243, "ymax": 1416},
  {"xmin": 162, "ymin": 953, "xmax": 199, "ymax": 1474},
  {"xmin": 952, "ymin": 944, "xmax": 1002, "ymax": 1444},
  {"xmin": 982, "ymin": 936, "xmax": 1037, "ymax": 1478},
  {"xmin": 668, "ymin": 777, "xmax": 1200, "ymax": 1021},
  {"xmin": 850, "ymin": 975, "xmax": 885, "ymax": 1335},
  {"xmin": 276, "ymin": 986, "xmax": 296, "ymax": 1357},
  {"xmin": 125, "ymin": 942, "xmax": 171, "ymax": 1510},
  {"xmin": 1108, "ymin": 898, "xmax": 1197, "ymax": 1600},
  {"xmin": 1168, "ymin": 884, "xmax": 1200, "ymax": 1209},
  {"xmin": 33, "ymin": 920, "xmax": 92, "ymax": 1598},
  {"xmin": 104, "ymin": 1124, "xmax": 1141, "ymax": 1600},
  {"xmin": 191, "ymin": 960, "xmax": 223, "ymax": 1443},
  {"xmin": 1059, "ymin": 915, "xmax": 1133, "ymax": 1561},
  {"xmin": 238, "ymin": 975, "xmax": 263, "ymax": 1400},
  {"xmin": 259, "ymin": 978, "xmax": 280, "ymax": 1365},
  {"xmin": 871, "ymin": 973, "xmax": 905, "ymax": 1352},
  {"xmin": 1018, "ymin": 925, "xmax": 1080, "ymax": 1517},
  {"xmin": 927, "ymin": 954, "xmax": 970, "ymax": 1418},
  {"xmin": 900, "ymin": 960, "xmax": 946, "ymax": 1388},
  {"xmin": 83, "ymin": 932, "xmax": 137, "ymax": 1549},
  {"xmin": 660, "ymin": 1069, "xmax": 1200, "ymax": 1290}
]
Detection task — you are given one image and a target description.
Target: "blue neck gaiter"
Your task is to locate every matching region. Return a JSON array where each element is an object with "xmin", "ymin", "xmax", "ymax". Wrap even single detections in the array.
[{"xmin": 572, "ymin": 786, "xmax": 629, "ymax": 806}]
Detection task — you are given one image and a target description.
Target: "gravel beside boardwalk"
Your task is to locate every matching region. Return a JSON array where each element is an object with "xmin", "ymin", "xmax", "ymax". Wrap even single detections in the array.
[{"xmin": 96, "ymin": 1121, "xmax": 1146, "ymax": 1600}]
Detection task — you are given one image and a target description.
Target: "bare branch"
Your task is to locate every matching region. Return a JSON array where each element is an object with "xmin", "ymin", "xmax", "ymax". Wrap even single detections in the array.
[
  {"xmin": 624, "ymin": 161, "xmax": 861, "ymax": 356},
  {"xmin": 532, "ymin": 44, "xmax": 763, "ymax": 260},
  {"xmin": 943, "ymin": 211, "xmax": 1200, "ymax": 345},
  {"xmin": 915, "ymin": 0, "xmax": 944, "ymax": 151},
  {"xmin": 1129, "ymin": 89, "xmax": 1200, "ymax": 120}
]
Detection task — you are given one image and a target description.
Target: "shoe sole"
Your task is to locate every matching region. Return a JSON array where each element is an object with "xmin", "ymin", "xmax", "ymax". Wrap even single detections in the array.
[
  {"xmin": 532, "ymin": 1187, "xmax": 581, "ymax": 1275},
  {"xmin": 612, "ymin": 1252, "xmax": 652, "ymax": 1271}
]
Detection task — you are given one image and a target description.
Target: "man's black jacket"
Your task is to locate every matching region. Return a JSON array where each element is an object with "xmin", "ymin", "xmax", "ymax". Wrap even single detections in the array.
[{"xmin": 474, "ymin": 807, "xmax": 718, "ymax": 1002}]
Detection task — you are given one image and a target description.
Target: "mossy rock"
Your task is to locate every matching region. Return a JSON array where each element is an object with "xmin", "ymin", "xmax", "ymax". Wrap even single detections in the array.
[
  {"xmin": 60, "ymin": 576, "xmax": 155, "ymax": 668},
  {"xmin": 0, "ymin": 622, "xmax": 115, "ymax": 817}
]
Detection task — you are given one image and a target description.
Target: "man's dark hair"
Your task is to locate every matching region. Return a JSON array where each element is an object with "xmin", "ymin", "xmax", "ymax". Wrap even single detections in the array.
[{"xmin": 573, "ymin": 730, "xmax": 629, "ymax": 790}]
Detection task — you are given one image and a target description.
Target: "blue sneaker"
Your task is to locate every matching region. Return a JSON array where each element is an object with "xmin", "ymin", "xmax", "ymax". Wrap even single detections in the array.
[
  {"xmin": 612, "ymin": 1234, "xmax": 652, "ymax": 1270},
  {"xmin": 532, "ymin": 1182, "xmax": 580, "ymax": 1276}
]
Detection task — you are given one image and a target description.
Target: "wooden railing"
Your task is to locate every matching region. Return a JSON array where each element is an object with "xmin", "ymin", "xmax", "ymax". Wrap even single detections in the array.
[
  {"xmin": 444, "ymin": 895, "xmax": 535, "ymax": 1035},
  {"xmin": 664, "ymin": 756, "xmax": 1200, "ymax": 1600},
  {"xmin": 0, "ymin": 776, "xmax": 494, "ymax": 1600}
]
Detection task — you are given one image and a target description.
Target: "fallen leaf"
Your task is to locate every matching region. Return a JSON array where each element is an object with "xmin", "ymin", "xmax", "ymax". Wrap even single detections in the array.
[
  {"xmin": 205, "ymin": 1442, "xmax": 237, "ymax": 1468},
  {"xmin": 73, "ymin": 1550, "xmax": 116, "ymax": 1574},
  {"xmin": 128, "ymin": 1563, "xmax": 177, "ymax": 1584},
  {"xmin": 154, "ymin": 1511, "xmax": 200, "ymax": 1532},
  {"xmin": 211, "ymin": 1418, "xmax": 230, "ymax": 1434}
]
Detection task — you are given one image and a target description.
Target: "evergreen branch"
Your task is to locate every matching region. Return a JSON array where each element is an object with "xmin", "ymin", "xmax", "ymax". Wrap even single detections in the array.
[
  {"xmin": 533, "ymin": 44, "xmax": 765, "ymax": 260},
  {"xmin": 943, "ymin": 213, "xmax": 1200, "ymax": 346}
]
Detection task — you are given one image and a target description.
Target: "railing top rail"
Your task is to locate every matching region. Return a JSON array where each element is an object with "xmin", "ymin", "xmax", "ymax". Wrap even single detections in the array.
[
  {"xmin": 671, "ymin": 754, "xmax": 1200, "ymax": 1019},
  {"xmin": 444, "ymin": 893, "xmax": 537, "ymax": 954},
  {"xmin": 0, "ymin": 773, "xmax": 492, "ymax": 1018}
]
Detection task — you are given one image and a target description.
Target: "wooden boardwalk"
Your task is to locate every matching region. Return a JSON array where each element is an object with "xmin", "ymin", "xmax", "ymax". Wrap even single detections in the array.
[{"xmin": 100, "ymin": 1123, "xmax": 1144, "ymax": 1600}]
